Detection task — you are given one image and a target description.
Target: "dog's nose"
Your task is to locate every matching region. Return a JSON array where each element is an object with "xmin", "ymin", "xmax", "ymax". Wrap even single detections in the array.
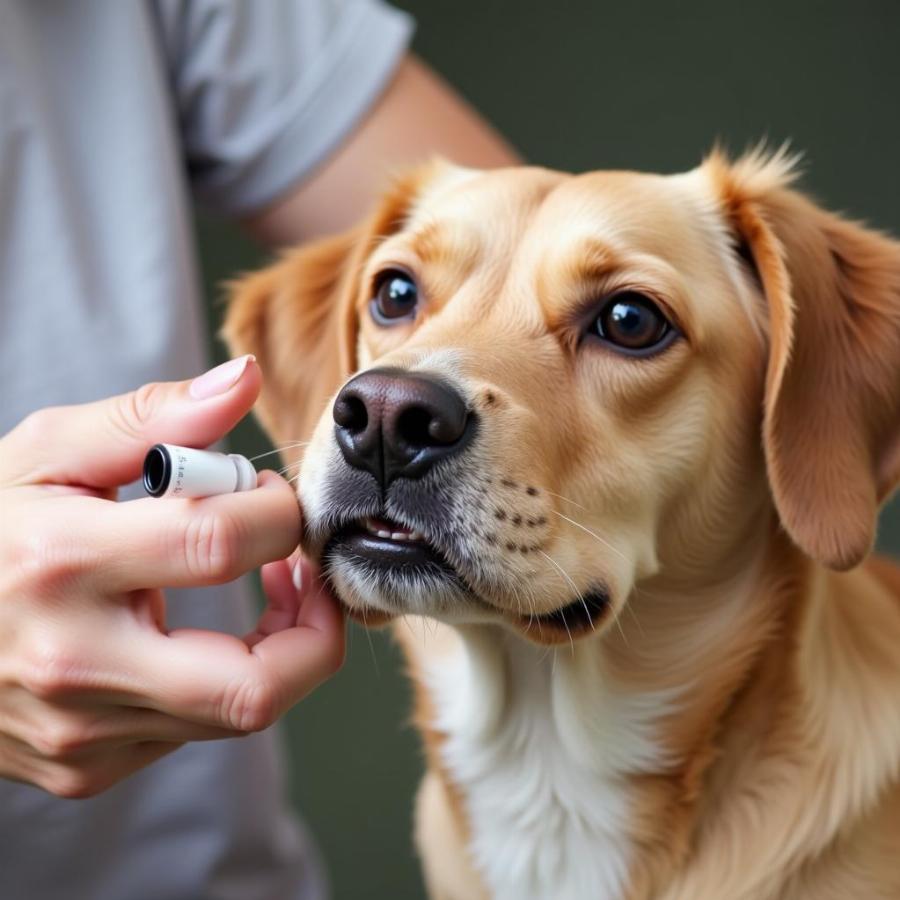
[{"xmin": 332, "ymin": 367, "xmax": 474, "ymax": 486}]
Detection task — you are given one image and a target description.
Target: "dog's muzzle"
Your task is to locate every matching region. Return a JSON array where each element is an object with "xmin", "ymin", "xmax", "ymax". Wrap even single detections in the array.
[{"xmin": 326, "ymin": 367, "xmax": 477, "ymax": 572}]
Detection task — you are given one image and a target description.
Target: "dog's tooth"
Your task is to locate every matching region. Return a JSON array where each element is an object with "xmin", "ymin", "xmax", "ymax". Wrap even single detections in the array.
[
  {"xmin": 409, "ymin": 530, "xmax": 423, "ymax": 541},
  {"xmin": 391, "ymin": 531, "xmax": 408, "ymax": 541},
  {"xmin": 376, "ymin": 529, "xmax": 392, "ymax": 539}
]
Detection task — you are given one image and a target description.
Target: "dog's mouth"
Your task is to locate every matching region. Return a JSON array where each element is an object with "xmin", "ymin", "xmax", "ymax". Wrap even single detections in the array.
[
  {"xmin": 319, "ymin": 511, "xmax": 470, "ymax": 625},
  {"xmin": 327, "ymin": 515, "xmax": 457, "ymax": 574}
]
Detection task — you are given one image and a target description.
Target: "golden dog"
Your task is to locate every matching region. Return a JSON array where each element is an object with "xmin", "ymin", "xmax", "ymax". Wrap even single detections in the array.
[{"xmin": 225, "ymin": 150, "xmax": 900, "ymax": 899}]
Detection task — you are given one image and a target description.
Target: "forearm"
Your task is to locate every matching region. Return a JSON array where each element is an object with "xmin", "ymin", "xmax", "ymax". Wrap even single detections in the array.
[{"xmin": 245, "ymin": 54, "xmax": 521, "ymax": 246}]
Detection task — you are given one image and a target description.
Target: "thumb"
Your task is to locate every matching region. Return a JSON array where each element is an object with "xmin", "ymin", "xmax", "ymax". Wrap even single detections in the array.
[{"xmin": 4, "ymin": 355, "xmax": 260, "ymax": 488}]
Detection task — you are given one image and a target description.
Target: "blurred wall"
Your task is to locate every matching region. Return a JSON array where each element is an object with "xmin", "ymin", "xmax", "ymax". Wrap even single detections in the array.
[{"xmin": 196, "ymin": 2, "xmax": 900, "ymax": 896}]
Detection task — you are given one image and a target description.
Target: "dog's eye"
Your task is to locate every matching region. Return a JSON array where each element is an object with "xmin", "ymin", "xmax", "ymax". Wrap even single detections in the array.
[
  {"xmin": 591, "ymin": 292, "xmax": 672, "ymax": 353},
  {"xmin": 371, "ymin": 271, "xmax": 418, "ymax": 323}
]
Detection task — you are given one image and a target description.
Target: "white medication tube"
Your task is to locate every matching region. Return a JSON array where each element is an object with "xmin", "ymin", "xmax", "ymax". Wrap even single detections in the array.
[{"xmin": 142, "ymin": 443, "xmax": 257, "ymax": 498}]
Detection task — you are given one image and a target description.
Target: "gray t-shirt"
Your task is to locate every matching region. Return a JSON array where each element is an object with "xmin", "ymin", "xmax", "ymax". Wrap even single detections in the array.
[{"xmin": 0, "ymin": 2, "xmax": 411, "ymax": 898}]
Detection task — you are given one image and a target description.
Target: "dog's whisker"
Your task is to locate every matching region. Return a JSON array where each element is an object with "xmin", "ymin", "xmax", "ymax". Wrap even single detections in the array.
[
  {"xmin": 525, "ymin": 583, "xmax": 543, "ymax": 640},
  {"xmin": 551, "ymin": 510, "xmax": 629, "ymax": 564},
  {"xmin": 537, "ymin": 549, "xmax": 586, "ymax": 610},
  {"xmin": 564, "ymin": 619, "xmax": 575, "ymax": 656},
  {"xmin": 511, "ymin": 572, "xmax": 545, "ymax": 642},
  {"xmin": 524, "ymin": 581, "xmax": 540, "ymax": 622},
  {"xmin": 542, "ymin": 489, "xmax": 589, "ymax": 512},
  {"xmin": 249, "ymin": 442, "xmax": 309, "ymax": 463},
  {"xmin": 511, "ymin": 582, "xmax": 527, "ymax": 620},
  {"xmin": 401, "ymin": 615, "xmax": 417, "ymax": 639},
  {"xmin": 537, "ymin": 549, "xmax": 589, "ymax": 650},
  {"xmin": 361, "ymin": 616, "xmax": 380, "ymax": 676}
]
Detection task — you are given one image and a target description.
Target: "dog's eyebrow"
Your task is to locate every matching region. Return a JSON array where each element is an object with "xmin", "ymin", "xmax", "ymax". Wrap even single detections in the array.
[
  {"xmin": 564, "ymin": 239, "xmax": 622, "ymax": 282},
  {"xmin": 405, "ymin": 218, "xmax": 482, "ymax": 273},
  {"xmin": 536, "ymin": 238, "xmax": 627, "ymax": 310}
]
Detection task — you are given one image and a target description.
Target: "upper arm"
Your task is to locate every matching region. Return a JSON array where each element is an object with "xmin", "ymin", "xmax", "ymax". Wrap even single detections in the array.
[
  {"xmin": 244, "ymin": 54, "xmax": 522, "ymax": 246},
  {"xmin": 155, "ymin": 0, "xmax": 416, "ymax": 219}
]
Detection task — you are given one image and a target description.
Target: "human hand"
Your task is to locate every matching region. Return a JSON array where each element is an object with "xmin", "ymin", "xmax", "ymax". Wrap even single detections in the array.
[{"xmin": 0, "ymin": 357, "xmax": 344, "ymax": 797}]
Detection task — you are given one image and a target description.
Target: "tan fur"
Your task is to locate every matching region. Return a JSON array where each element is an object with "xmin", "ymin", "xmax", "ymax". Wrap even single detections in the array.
[
  {"xmin": 415, "ymin": 771, "xmax": 490, "ymax": 900},
  {"xmin": 224, "ymin": 151, "xmax": 900, "ymax": 898}
]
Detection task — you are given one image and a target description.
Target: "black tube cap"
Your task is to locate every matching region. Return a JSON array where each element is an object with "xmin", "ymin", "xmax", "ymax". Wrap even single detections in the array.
[{"xmin": 142, "ymin": 444, "xmax": 172, "ymax": 497}]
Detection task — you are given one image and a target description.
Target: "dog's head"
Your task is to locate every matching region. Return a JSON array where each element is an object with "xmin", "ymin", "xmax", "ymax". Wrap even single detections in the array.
[{"xmin": 224, "ymin": 152, "xmax": 900, "ymax": 644}]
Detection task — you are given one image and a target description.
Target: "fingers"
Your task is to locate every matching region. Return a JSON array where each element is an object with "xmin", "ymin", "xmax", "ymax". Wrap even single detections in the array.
[
  {"xmin": 128, "ymin": 562, "xmax": 345, "ymax": 730},
  {"xmin": 0, "ymin": 355, "xmax": 260, "ymax": 489},
  {"xmin": 3, "ymin": 694, "xmax": 241, "ymax": 761},
  {"xmin": 71, "ymin": 471, "xmax": 301, "ymax": 591},
  {"xmin": 6, "ymin": 551, "xmax": 342, "ymax": 741},
  {"xmin": 0, "ymin": 732, "xmax": 180, "ymax": 799},
  {"xmin": 49, "ymin": 742, "xmax": 176, "ymax": 799},
  {"xmin": 250, "ymin": 558, "xmax": 346, "ymax": 695},
  {"xmin": 245, "ymin": 557, "xmax": 304, "ymax": 648}
]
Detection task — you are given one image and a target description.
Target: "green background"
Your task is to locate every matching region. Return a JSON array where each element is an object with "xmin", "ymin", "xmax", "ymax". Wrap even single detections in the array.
[{"xmin": 196, "ymin": 2, "xmax": 900, "ymax": 897}]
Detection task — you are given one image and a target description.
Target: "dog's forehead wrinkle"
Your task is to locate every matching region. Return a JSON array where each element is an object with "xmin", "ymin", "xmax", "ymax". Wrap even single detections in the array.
[
  {"xmin": 395, "ymin": 212, "xmax": 484, "ymax": 273},
  {"xmin": 406, "ymin": 166, "xmax": 565, "ymax": 268}
]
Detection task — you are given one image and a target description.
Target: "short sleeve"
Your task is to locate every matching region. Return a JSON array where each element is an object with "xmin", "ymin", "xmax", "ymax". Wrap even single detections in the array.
[{"xmin": 152, "ymin": 0, "xmax": 414, "ymax": 215}]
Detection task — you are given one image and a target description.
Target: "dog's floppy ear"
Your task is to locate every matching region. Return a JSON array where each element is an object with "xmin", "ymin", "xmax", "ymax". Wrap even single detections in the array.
[
  {"xmin": 222, "ymin": 228, "xmax": 362, "ymax": 444},
  {"xmin": 222, "ymin": 162, "xmax": 445, "ymax": 445},
  {"xmin": 707, "ymin": 148, "xmax": 900, "ymax": 570}
]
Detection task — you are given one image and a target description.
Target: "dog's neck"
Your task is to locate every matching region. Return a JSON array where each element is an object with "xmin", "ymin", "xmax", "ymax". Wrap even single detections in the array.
[
  {"xmin": 423, "ymin": 523, "xmax": 802, "ymax": 900},
  {"xmin": 422, "ymin": 524, "xmax": 900, "ymax": 899}
]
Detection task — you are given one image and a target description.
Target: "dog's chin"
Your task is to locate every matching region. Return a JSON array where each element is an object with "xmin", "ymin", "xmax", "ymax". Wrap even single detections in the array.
[
  {"xmin": 320, "ymin": 518, "xmax": 486, "ymax": 626},
  {"xmin": 317, "ymin": 517, "xmax": 611, "ymax": 644}
]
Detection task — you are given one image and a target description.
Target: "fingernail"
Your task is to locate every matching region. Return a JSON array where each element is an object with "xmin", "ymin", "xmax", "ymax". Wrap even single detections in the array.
[
  {"xmin": 189, "ymin": 355, "xmax": 255, "ymax": 400},
  {"xmin": 292, "ymin": 559, "xmax": 304, "ymax": 592}
]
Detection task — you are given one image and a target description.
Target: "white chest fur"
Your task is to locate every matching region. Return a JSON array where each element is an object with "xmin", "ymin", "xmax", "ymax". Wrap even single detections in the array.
[{"xmin": 426, "ymin": 627, "xmax": 672, "ymax": 900}]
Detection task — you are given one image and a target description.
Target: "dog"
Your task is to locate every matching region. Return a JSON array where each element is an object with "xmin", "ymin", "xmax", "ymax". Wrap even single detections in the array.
[{"xmin": 224, "ymin": 149, "xmax": 900, "ymax": 899}]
